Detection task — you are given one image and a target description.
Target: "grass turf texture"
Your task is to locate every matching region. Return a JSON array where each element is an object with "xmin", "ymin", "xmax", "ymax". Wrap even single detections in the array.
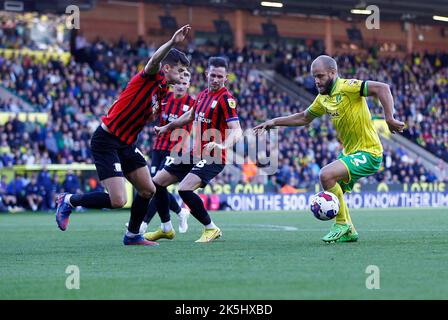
[{"xmin": 1, "ymin": 208, "xmax": 447, "ymax": 299}]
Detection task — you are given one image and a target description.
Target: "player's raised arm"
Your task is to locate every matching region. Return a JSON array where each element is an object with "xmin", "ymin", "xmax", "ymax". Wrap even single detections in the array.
[
  {"xmin": 144, "ymin": 24, "xmax": 191, "ymax": 75},
  {"xmin": 154, "ymin": 107, "xmax": 195, "ymax": 135},
  {"xmin": 253, "ymin": 110, "xmax": 315, "ymax": 135},
  {"xmin": 365, "ymin": 80, "xmax": 405, "ymax": 134}
]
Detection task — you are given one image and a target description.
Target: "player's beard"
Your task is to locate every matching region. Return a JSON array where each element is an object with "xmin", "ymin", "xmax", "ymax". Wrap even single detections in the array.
[{"xmin": 320, "ymin": 77, "xmax": 335, "ymax": 95}]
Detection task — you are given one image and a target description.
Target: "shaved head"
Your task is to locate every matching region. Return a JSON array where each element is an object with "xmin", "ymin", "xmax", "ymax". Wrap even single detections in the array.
[
  {"xmin": 310, "ymin": 55, "xmax": 338, "ymax": 95},
  {"xmin": 311, "ymin": 55, "xmax": 338, "ymax": 73}
]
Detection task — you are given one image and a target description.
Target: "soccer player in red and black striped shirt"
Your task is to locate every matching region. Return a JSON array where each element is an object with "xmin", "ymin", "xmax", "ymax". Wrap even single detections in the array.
[
  {"xmin": 55, "ymin": 25, "xmax": 191, "ymax": 246},
  {"xmin": 152, "ymin": 72, "xmax": 195, "ymax": 153},
  {"xmin": 144, "ymin": 57, "xmax": 243, "ymax": 243},
  {"xmin": 138, "ymin": 71, "xmax": 195, "ymax": 234}
]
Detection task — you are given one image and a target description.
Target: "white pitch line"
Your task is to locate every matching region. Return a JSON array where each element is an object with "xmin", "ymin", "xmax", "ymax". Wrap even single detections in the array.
[
  {"xmin": 227, "ymin": 224, "xmax": 298, "ymax": 231},
  {"xmin": 224, "ymin": 224, "xmax": 448, "ymax": 233}
]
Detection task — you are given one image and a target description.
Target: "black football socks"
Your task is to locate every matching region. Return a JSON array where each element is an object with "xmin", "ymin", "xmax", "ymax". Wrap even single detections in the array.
[
  {"xmin": 69, "ymin": 192, "xmax": 113, "ymax": 209},
  {"xmin": 178, "ymin": 190, "xmax": 211, "ymax": 226}
]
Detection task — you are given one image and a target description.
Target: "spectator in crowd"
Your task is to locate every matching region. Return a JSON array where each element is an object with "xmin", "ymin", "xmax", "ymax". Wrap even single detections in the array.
[
  {"xmin": 6, "ymin": 173, "xmax": 26, "ymax": 208},
  {"xmin": 0, "ymin": 174, "xmax": 18, "ymax": 210},
  {"xmin": 25, "ymin": 174, "xmax": 44, "ymax": 212},
  {"xmin": 62, "ymin": 169, "xmax": 81, "ymax": 195},
  {"xmin": 37, "ymin": 166, "xmax": 54, "ymax": 210}
]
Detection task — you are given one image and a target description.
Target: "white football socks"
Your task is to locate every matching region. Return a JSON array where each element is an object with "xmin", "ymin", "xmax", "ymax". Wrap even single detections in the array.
[
  {"xmin": 161, "ymin": 221, "xmax": 173, "ymax": 232},
  {"xmin": 125, "ymin": 230, "xmax": 139, "ymax": 238},
  {"xmin": 64, "ymin": 194, "xmax": 74, "ymax": 207},
  {"xmin": 205, "ymin": 221, "xmax": 217, "ymax": 229}
]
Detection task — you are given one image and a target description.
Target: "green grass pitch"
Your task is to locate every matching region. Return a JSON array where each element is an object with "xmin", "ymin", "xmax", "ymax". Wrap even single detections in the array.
[{"xmin": 1, "ymin": 208, "xmax": 447, "ymax": 299}]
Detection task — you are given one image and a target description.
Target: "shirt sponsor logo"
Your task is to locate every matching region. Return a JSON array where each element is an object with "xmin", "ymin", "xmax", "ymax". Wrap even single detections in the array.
[
  {"xmin": 326, "ymin": 110, "xmax": 340, "ymax": 118},
  {"xmin": 196, "ymin": 112, "xmax": 212, "ymax": 123}
]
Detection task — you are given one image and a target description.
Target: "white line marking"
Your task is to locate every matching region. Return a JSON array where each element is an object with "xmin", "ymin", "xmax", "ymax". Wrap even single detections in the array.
[
  {"xmin": 224, "ymin": 224, "xmax": 448, "ymax": 233},
  {"xmin": 227, "ymin": 224, "xmax": 298, "ymax": 231}
]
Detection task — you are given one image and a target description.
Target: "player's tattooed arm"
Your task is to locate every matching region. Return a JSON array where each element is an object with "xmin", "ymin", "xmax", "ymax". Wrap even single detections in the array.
[
  {"xmin": 253, "ymin": 110, "xmax": 315, "ymax": 135},
  {"xmin": 154, "ymin": 107, "xmax": 195, "ymax": 135},
  {"xmin": 366, "ymin": 80, "xmax": 405, "ymax": 134},
  {"xmin": 144, "ymin": 24, "xmax": 191, "ymax": 75}
]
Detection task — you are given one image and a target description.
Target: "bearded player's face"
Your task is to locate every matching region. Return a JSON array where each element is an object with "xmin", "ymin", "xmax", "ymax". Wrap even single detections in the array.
[
  {"xmin": 164, "ymin": 62, "xmax": 187, "ymax": 85},
  {"xmin": 311, "ymin": 64, "xmax": 336, "ymax": 95}
]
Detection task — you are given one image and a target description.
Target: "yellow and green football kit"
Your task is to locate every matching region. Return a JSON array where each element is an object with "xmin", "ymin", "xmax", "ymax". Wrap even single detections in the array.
[
  {"xmin": 306, "ymin": 77, "xmax": 383, "ymax": 192},
  {"xmin": 306, "ymin": 78, "xmax": 384, "ymax": 241}
]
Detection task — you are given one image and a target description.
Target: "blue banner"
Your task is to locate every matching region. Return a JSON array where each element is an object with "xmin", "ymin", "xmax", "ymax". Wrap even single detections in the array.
[{"xmin": 217, "ymin": 192, "xmax": 448, "ymax": 211}]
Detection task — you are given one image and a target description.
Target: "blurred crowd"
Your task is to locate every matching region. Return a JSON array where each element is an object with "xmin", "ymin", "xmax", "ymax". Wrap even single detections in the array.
[
  {"xmin": 0, "ymin": 36, "xmax": 446, "ymax": 211},
  {"xmin": 0, "ymin": 12, "xmax": 68, "ymax": 51}
]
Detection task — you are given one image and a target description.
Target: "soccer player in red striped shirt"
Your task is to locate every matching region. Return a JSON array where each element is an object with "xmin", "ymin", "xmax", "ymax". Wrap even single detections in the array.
[
  {"xmin": 144, "ymin": 57, "xmax": 243, "ymax": 243},
  {"xmin": 137, "ymin": 71, "xmax": 195, "ymax": 234},
  {"xmin": 55, "ymin": 25, "xmax": 191, "ymax": 246}
]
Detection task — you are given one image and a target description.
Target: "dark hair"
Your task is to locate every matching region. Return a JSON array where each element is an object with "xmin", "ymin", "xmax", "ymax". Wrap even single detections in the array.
[
  {"xmin": 208, "ymin": 56, "xmax": 228, "ymax": 70},
  {"xmin": 161, "ymin": 48, "xmax": 190, "ymax": 67}
]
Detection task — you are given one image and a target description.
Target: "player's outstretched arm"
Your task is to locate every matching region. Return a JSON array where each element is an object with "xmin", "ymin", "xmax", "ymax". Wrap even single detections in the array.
[
  {"xmin": 154, "ymin": 107, "xmax": 195, "ymax": 135},
  {"xmin": 366, "ymin": 81, "xmax": 405, "ymax": 134},
  {"xmin": 253, "ymin": 110, "xmax": 315, "ymax": 135},
  {"xmin": 144, "ymin": 24, "xmax": 191, "ymax": 75}
]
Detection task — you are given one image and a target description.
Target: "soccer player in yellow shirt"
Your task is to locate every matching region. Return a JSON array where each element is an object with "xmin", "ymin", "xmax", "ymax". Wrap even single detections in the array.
[{"xmin": 254, "ymin": 55, "xmax": 405, "ymax": 243}]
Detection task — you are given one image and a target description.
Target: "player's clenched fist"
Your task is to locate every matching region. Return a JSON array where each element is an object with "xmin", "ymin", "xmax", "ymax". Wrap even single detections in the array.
[{"xmin": 386, "ymin": 117, "xmax": 405, "ymax": 134}]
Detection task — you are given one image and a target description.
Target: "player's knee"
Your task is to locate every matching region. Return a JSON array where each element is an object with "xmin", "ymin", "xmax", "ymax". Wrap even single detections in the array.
[
  {"xmin": 153, "ymin": 177, "xmax": 170, "ymax": 188},
  {"xmin": 319, "ymin": 168, "xmax": 334, "ymax": 187},
  {"xmin": 138, "ymin": 186, "xmax": 155, "ymax": 199},
  {"xmin": 110, "ymin": 195, "xmax": 127, "ymax": 208}
]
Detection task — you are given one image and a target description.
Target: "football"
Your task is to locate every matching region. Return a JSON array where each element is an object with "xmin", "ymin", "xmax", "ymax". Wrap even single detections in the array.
[{"xmin": 310, "ymin": 191, "xmax": 340, "ymax": 221}]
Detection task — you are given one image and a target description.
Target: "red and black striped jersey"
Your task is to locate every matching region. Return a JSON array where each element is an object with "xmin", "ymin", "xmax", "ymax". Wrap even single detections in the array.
[
  {"xmin": 192, "ymin": 86, "xmax": 239, "ymax": 162},
  {"xmin": 153, "ymin": 92, "xmax": 195, "ymax": 152},
  {"xmin": 102, "ymin": 70, "xmax": 168, "ymax": 145}
]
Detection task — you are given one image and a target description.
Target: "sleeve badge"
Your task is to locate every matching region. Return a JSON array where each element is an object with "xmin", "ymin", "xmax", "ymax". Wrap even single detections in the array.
[{"xmin": 227, "ymin": 98, "xmax": 236, "ymax": 108}]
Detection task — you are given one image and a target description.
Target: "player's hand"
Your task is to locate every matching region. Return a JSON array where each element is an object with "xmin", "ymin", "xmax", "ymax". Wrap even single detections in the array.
[
  {"xmin": 253, "ymin": 120, "xmax": 275, "ymax": 135},
  {"xmin": 386, "ymin": 117, "xmax": 405, "ymax": 134},
  {"xmin": 203, "ymin": 142, "xmax": 225, "ymax": 153},
  {"xmin": 171, "ymin": 25, "xmax": 191, "ymax": 45},
  {"xmin": 154, "ymin": 125, "xmax": 169, "ymax": 135}
]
